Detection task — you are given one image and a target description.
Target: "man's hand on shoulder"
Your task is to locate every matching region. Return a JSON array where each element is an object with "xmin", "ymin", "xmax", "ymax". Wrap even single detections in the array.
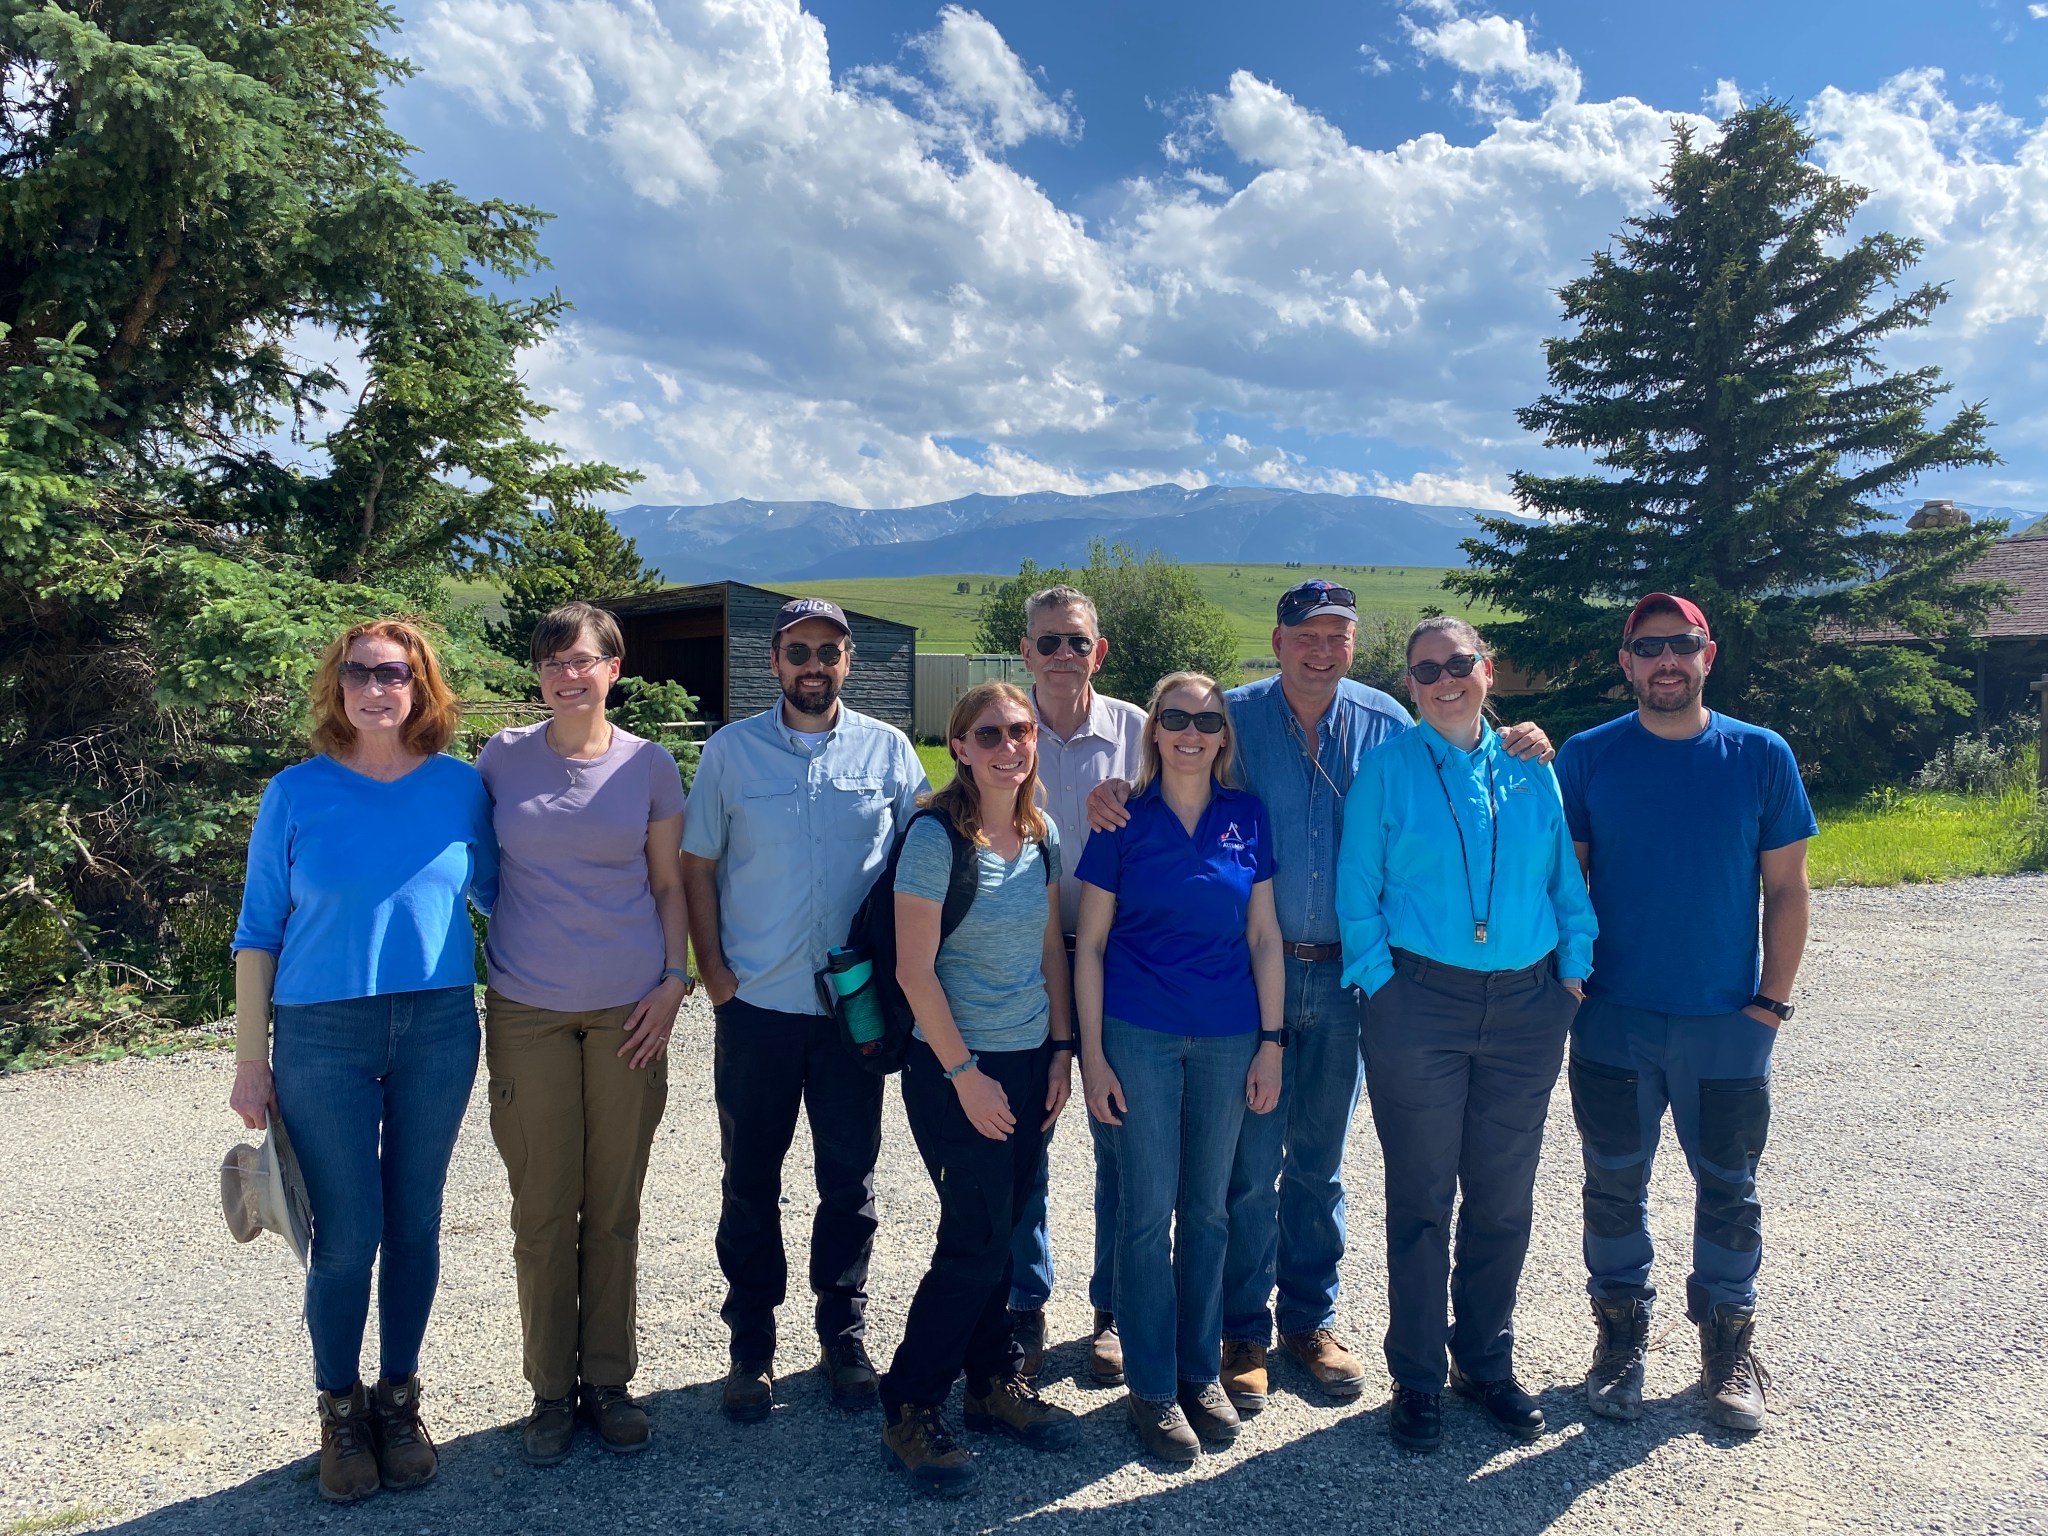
[
  {"xmin": 1085, "ymin": 777, "xmax": 1133, "ymax": 833},
  {"xmin": 1499, "ymin": 721, "xmax": 1555, "ymax": 764}
]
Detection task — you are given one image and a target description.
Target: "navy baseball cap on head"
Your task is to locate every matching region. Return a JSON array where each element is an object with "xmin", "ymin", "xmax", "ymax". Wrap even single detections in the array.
[
  {"xmin": 773, "ymin": 597, "xmax": 851, "ymax": 637},
  {"xmin": 1276, "ymin": 579, "xmax": 1359, "ymax": 626}
]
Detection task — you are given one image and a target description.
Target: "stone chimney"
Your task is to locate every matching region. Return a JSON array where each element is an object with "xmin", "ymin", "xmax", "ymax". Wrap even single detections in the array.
[{"xmin": 1907, "ymin": 499, "xmax": 1970, "ymax": 530}]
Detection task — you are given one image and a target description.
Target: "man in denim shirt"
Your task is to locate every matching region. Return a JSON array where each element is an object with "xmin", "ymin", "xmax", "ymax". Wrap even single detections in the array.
[
  {"xmin": 682, "ymin": 598, "xmax": 928, "ymax": 1425},
  {"xmin": 1090, "ymin": 578, "xmax": 1552, "ymax": 1411}
]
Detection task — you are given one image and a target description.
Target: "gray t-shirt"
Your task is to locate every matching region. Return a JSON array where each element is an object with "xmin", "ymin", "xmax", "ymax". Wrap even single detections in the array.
[
  {"xmin": 895, "ymin": 814, "xmax": 1061, "ymax": 1053},
  {"xmin": 478, "ymin": 721, "xmax": 686, "ymax": 1012}
]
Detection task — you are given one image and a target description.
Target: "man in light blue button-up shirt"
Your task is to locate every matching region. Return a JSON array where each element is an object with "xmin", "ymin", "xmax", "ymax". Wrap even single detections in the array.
[{"xmin": 681, "ymin": 600, "xmax": 928, "ymax": 1418}]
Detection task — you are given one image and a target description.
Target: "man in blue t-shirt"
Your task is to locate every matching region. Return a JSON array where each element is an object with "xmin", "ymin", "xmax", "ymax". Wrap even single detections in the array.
[{"xmin": 1555, "ymin": 593, "xmax": 1815, "ymax": 1436}]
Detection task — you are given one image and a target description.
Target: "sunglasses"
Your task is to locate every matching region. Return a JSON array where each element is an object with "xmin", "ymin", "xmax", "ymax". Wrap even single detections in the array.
[
  {"xmin": 1627, "ymin": 633, "xmax": 1708, "ymax": 658},
  {"xmin": 779, "ymin": 642, "xmax": 846, "ymax": 667},
  {"xmin": 1278, "ymin": 584, "xmax": 1357, "ymax": 624},
  {"xmin": 339, "ymin": 661, "xmax": 415, "ymax": 691},
  {"xmin": 967, "ymin": 721, "xmax": 1037, "ymax": 749},
  {"xmin": 1407, "ymin": 653, "xmax": 1482, "ymax": 685},
  {"xmin": 1033, "ymin": 633, "xmax": 1096, "ymax": 656},
  {"xmin": 1157, "ymin": 709, "xmax": 1226, "ymax": 735}
]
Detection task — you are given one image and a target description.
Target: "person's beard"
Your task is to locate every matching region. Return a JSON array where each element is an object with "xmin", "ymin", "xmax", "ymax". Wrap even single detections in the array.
[
  {"xmin": 1634, "ymin": 667, "xmax": 1702, "ymax": 714},
  {"xmin": 782, "ymin": 672, "xmax": 842, "ymax": 719}
]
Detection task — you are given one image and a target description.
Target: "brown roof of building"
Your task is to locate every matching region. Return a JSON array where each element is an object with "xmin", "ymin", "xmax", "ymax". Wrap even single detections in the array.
[{"xmin": 1851, "ymin": 537, "xmax": 2048, "ymax": 643}]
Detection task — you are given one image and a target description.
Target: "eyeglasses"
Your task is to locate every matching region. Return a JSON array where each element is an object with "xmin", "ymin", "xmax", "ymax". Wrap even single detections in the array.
[
  {"xmin": 339, "ymin": 661, "xmax": 415, "ymax": 691},
  {"xmin": 1407, "ymin": 654, "xmax": 1482, "ymax": 685},
  {"xmin": 1626, "ymin": 633, "xmax": 1708, "ymax": 658},
  {"xmin": 1277, "ymin": 583, "xmax": 1357, "ymax": 625},
  {"xmin": 779, "ymin": 642, "xmax": 847, "ymax": 667},
  {"xmin": 1032, "ymin": 633, "xmax": 1096, "ymax": 656},
  {"xmin": 1157, "ymin": 709, "xmax": 1226, "ymax": 735},
  {"xmin": 967, "ymin": 721, "xmax": 1037, "ymax": 749},
  {"xmin": 537, "ymin": 653, "xmax": 615, "ymax": 679}
]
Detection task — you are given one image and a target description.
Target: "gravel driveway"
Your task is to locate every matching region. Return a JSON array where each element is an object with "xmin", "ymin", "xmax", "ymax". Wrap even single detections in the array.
[{"xmin": 4, "ymin": 877, "xmax": 2046, "ymax": 1535}]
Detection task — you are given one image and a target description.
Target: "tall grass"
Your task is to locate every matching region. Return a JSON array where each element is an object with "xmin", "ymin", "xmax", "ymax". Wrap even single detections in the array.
[{"xmin": 1812, "ymin": 734, "xmax": 2047, "ymax": 887}]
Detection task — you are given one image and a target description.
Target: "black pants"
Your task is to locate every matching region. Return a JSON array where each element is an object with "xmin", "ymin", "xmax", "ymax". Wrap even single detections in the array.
[
  {"xmin": 713, "ymin": 997, "xmax": 885, "ymax": 1361},
  {"xmin": 880, "ymin": 1039, "xmax": 1051, "ymax": 1412},
  {"xmin": 1361, "ymin": 950, "xmax": 1575, "ymax": 1394}
]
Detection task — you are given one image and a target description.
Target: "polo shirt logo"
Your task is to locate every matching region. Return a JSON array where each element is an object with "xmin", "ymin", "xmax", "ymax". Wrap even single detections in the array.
[{"xmin": 1219, "ymin": 822, "xmax": 1247, "ymax": 850}]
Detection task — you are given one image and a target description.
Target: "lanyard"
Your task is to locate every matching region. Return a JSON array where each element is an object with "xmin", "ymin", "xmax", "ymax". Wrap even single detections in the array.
[
  {"xmin": 1425, "ymin": 743, "xmax": 1497, "ymax": 945},
  {"xmin": 1290, "ymin": 703, "xmax": 1352, "ymax": 801}
]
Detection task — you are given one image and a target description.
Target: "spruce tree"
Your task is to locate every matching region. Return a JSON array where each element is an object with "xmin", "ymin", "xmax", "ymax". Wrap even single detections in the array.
[{"xmin": 1450, "ymin": 103, "xmax": 2001, "ymax": 786}]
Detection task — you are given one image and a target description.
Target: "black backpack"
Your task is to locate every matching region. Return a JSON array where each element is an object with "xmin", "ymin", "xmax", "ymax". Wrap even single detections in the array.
[{"xmin": 821, "ymin": 806, "xmax": 1049, "ymax": 1075}]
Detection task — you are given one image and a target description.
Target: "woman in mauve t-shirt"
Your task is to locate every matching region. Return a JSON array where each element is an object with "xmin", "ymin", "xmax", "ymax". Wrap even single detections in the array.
[{"xmin": 476, "ymin": 601, "xmax": 689, "ymax": 1466}]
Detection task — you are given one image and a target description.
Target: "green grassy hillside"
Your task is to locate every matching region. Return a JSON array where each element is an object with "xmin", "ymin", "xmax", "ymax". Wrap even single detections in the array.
[{"xmin": 783, "ymin": 563, "xmax": 1496, "ymax": 659}]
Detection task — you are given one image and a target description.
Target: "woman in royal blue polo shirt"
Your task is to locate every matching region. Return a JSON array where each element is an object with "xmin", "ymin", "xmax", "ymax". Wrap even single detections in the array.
[
  {"xmin": 1335, "ymin": 616, "xmax": 1595, "ymax": 1455},
  {"xmin": 1073, "ymin": 671, "xmax": 1285, "ymax": 1464}
]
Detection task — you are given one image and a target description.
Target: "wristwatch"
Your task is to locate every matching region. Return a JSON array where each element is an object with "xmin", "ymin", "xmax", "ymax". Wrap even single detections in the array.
[
  {"xmin": 660, "ymin": 966, "xmax": 698, "ymax": 998},
  {"xmin": 1258, "ymin": 1028, "xmax": 1288, "ymax": 1048},
  {"xmin": 1748, "ymin": 993, "xmax": 1793, "ymax": 1022}
]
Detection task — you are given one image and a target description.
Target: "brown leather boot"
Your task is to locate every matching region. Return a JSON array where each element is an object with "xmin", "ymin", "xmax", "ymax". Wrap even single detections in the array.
[
  {"xmin": 1010, "ymin": 1307, "xmax": 1048, "ymax": 1381},
  {"xmin": 963, "ymin": 1373, "xmax": 1078, "ymax": 1451},
  {"xmin": 1124, "ymin": 1392, "xmax": 1199, "ymax": 1463},
  {"xmin": 580, "ymin": 1383, "xmax": 651, "ymax": 1453},
  {"xmin": 316, "ymin": 1384, "xmax": 380, "ymax": 1504},
  {"xmin": 1280, "ymin": 1327, "xmax": 1367, "ymax": 1398},
  {"xmin": 521, "ymin": 1393, "xmax": 576, "ymax": 1466},
  {"xmin": 1587, "ymin": 1293, "xmax": 1651, "ymax": 1421},
  {"xmin": 1699, "ymin": 1306, "xmax": 1769, "ymax": 1432},
  {"xmin": 1088, "ymin": 1310, "xmax": 1124, "ymax": 1386},
  {"xmin": 722, "ymin": 1359, "xmax": 774, "ymax": 1424},
  {"xmin": 882, "ymin": 1403, "xmax": 980, "ymax": 1495},
  {"xmin": 821, "ymin": 1340, "xmax": 879, "ymax": 1412},
  {"xmin": 1220, "ymin": 1340, "xmax": 1269, "ymax": 1414},
  {"xmin": 369, "ymin": 1374, "xmax": 438, "ymax": 1490}
]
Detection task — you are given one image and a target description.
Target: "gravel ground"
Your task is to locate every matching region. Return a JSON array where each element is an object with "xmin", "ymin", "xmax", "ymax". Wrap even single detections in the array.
[{"xmin": 4, "ymin": 877, "xmax": 2047, "ymax": 1536}]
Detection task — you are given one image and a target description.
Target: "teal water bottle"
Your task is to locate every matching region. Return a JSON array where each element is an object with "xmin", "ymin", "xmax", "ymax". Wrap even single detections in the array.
[{"xmin": 826, "ymin": 946, "xmax": 886, "ymax": 1050}]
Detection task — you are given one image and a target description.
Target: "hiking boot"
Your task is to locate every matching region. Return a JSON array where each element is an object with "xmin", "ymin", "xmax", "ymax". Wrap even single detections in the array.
[
  {"xmin": 1011, "ymin": 1307, "xmax": 1048, "ymax": 1381},
  {"xmin": 521, "ymin": 1393, "xmax": 576, "ymax": 1466},
  {"xmin": 580, "ymin": 1383, "xmax": 650, "ymax": 1453},
  {"xmin": 1089, "ymin": 1310, "xmax": 1124, "ymax": 1386},
  {"xmin": 1176, "ymin": 1379, "xmax": 1241, "ymax": 1444},
  {"xmin": 1449, "ymin": 1364, "xmax": 1545, "ymax": 1441},
  {"xmin": 882, "ymin": 1403, "xmax": 980, "ymax": 1496},
  {"xmin": 369, "ymin": 1374, "xmax": 437, "ymax": 1490},
  {"xmin": 821, "ymin": 1339, "xmax": 879, "ymax": 1412},
  {"xmin": 1220, "ymin": 1340, "xmax": 1269, "ymax": 1414},
  {"xmin": 316, "ymin": 1384, "xmax": 380, "ymax": 1504},
  {"xmin": 722, "ymin": 1359, "xmax": 774, "ymax": 1424},
  {"xmin": 1699, "ymin": 1305, "xmax": 1769, "ymax": 1432},
  {"xmin": 1587, "ymin": 1293, "xmax": 1651, "ymax": 1422},
  {"xmin": 1125, "ymin": 1392, "xmax": 1200, "ymax": 1464},
  {"xmin": 1388, "ymin": 1385, "xmax": 1442, "ymax": 1453},
  {"xmin": 962, "ymin": 1373, "xmax": 1078, "ymax": 1451},
  {"xmin": 1280, "ymin": 1327, "xmax": 1367, "ymax": 1398}
]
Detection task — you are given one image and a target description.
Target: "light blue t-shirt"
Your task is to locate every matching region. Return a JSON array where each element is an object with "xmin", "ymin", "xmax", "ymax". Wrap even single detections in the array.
[
  {"xmin": 895, "ymin": 814, "xmax": 1061, "ymax": 1053},
  {"xmin": 233, "ymin": 753, "xmax": 499, "ymax": 1006}
]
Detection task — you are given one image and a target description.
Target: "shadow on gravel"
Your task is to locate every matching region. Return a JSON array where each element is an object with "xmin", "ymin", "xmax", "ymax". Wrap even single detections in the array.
[{"xmin": 89, "ymin": 1370, "xmax": 1738, "ymax": 1535}]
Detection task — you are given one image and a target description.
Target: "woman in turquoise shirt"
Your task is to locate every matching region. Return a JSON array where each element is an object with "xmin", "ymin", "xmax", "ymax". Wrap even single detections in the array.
[{"xmin": 1336, "ymin": 616, "xmax": 1594, "ymax": 1455}]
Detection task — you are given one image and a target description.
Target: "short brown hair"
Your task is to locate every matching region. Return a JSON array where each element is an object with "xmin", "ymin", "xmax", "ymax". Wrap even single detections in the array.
[
  {"xmin": 530, "ymin": 601, "xmax": 626, "ymax": 668},
  {"xmin": 309, "ymin": 619, "xmax": 463, "ymax": 759}
]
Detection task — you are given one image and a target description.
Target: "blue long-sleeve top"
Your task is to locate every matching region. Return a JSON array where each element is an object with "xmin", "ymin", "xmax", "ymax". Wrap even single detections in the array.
[
  {"xmin": 1336, "ymin": 719, "xmax": 1595, "ymax": 997},
  {"xmin": 232, "ymin": 753, "xmax": 499, "ymax": 1006}
]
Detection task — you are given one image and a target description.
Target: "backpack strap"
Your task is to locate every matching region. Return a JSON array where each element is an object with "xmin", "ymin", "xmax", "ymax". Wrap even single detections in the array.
[{"xmin": 928, "ymin": 812, "xmax": 979, "ymax": 940}]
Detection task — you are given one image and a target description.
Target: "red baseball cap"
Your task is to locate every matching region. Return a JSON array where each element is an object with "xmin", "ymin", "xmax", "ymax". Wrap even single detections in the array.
[{"xmin": 1623, "ymin": 592, "xmax": 1711, "ymax": 641}]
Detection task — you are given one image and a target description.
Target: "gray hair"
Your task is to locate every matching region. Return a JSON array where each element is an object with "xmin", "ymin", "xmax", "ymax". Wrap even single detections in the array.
[
  {"xmin": 1406, "ymin": 613, "xmax": 1489, "ymax": 662},
  {"xmin": 1024, "ymin": 584, "xmax": 1100, "ymax": 638}
]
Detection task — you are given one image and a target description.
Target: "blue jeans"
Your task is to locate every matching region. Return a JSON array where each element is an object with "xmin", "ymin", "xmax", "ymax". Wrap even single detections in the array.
[
  {"xmin": 1222, "ymin": 956, "xmax": 1362, "ymax": 1342},
  {"xmin": 272, "ymin": 986, "xmax": 481, "ymax": 1394},
  {"xmin": 1106, "ymin": 1016, "xmax": 1254, "ymax": 1403},
  {"xmin": 1010, "ymin": 938, "xmax": 1115, "ymax": 1314},
  {"xmin": 1569, "ymin": 997, "xmax": 1778, "ymax": 1321}
]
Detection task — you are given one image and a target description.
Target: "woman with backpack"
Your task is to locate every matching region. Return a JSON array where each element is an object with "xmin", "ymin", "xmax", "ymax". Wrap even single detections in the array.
[{"xmin": 878, "ymin": 680, "xmax": 1078, "ymax": 1497}]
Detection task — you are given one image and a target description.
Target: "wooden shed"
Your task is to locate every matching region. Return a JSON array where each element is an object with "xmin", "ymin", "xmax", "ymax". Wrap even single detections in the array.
[{"xmin": 598, "ymin": 582, "xmax": 916, "ymax": 732}]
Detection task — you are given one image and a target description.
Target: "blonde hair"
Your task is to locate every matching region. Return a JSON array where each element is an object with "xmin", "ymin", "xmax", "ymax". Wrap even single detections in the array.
[
  {"xmin": 923, "ymin": 681, "xmax": 1051, "ymax": 848},
  {"xmin": 309, "ymin": 619, "xmax": 462, "ymax": 759},
  {"xmin": 1132, "ymin": 671, "xmax": 1237, "ymax": 796}
]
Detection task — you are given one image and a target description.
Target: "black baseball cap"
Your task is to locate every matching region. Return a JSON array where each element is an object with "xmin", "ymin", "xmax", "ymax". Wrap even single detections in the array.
[
  {"xmin": 1276, "ymin": 579, "xmax": 1359, "ymax": 626},
  {"xmin": 772, "ymin": 597, "xmax": 851, "ymax": 637}
]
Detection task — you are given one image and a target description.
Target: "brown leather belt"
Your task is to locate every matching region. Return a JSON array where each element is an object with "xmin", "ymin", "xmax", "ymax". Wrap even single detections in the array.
[{"xmin": 1283, "ymin": 941, "xmax": 1342, "ymax": 963}]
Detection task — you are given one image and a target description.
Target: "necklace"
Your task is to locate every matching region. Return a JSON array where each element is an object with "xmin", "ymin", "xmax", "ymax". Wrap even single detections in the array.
[
  {"xmin": 546, "ymin": 720, "xmax": 611, "ymax": 790},
  {"xmin": 1425, "ymin": 739, "xmax": 1497, "ymax": 944}
]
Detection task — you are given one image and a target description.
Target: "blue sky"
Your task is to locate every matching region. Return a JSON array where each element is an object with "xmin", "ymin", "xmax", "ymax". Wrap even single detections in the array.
[{"xmin": 383, "ymin": 0, "xmax": 2048, "ymax": 514}]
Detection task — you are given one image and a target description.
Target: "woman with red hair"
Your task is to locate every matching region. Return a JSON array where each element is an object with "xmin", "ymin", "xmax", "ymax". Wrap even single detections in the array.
[{"xmin": 229, "ymin": 619, "xmax": 497, "ymax": 1505}]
